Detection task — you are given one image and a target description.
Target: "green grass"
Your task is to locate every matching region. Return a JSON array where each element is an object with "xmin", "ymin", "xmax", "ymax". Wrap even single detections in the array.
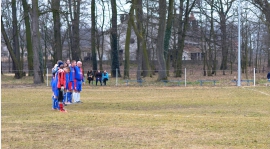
[{"xmin": 1, "ymin": 75, "xmax": 270, "ymax": 148}]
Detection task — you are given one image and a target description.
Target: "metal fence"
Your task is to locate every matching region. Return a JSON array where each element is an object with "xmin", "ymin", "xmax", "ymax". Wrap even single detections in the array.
[{"xmin": 2, "ymin": 68, "xmax": 269, "ymax": 87}]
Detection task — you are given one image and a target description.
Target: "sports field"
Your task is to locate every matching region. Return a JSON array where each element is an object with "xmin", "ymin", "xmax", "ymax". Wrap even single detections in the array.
[{"xmin": 2, "ymin": 77, "xmax": 270, "ymax": 149}]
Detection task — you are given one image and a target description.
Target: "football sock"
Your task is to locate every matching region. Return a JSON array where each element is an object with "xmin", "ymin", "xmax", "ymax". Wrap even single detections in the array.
[
  {"xmin": 73, "ymin": 93, "xmax": 77, "ymax": 102},
  {"xmin": 54, "ymin": 97, "xmax": 59, "ymax": 109},
  {"xmin": 77, "ymin": 93, "xmax": 80, "ymax": 102},
  {"xmin": 52, "ymin": 96, "xmax": 55, "ymax": 109},
  {"xmin": 59, "ymin": 103, "xmax": 63, "ymax": 111}
]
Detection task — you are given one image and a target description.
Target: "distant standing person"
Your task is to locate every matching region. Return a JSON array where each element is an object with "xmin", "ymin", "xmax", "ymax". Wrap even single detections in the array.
[
  {"xmin": 51, "ymin": 63, "xmax": 59, "ymax": 110},
  {"xmin": 57, "ymin": 62, "xmax": 67, "ymax": 112},
  {"xmin": 87, "ymin": 69, "xmax": 94, "ymax": 85},
  {"xmin": 63, "ymin": 64, "xmax": 70, "ymax": 105},
  {"xmin": 74, "ymin": 61, "xmax": 84, "ymax": 103},
  {"xmin": 68, "ymin": 60, "xmax": 76, "ymax": 104},
  {"xmin": 267, "ymin": 71, "xmax": 270, "ymax": 82},
  {"xmin": 102, "ymin": 70, "xmax": 109, "ymax": 86},
  {"xmin": 95, "ymin": 70, "xmax": 102, "ymax": 86}
]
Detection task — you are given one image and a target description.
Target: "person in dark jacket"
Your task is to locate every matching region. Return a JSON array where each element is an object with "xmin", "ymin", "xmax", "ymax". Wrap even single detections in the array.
[
  {"xmin": 95, "ymin": 70, "xmax": 102, "ymax": 86},
  {"xmin": 267, "ymin": 71, "xmax": 270, "ymax": 82},
  {"xmin": 87, "ymin": 69, "xmax": 94, "ymax": 85}
]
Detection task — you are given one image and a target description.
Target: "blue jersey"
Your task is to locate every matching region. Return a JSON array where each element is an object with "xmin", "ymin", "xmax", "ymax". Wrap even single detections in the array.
[
  {"xmin": 69, "ymin": 66, "xmax": 76, "ymax": 82},
  {"xmin": 75, "ymin": 66, "xmax": 84, "ymax": 82},
  {"xmin": 65, "ymin": 72, "xmax": 70, "ymax": 89},
  {"xmin": 52, "ymin": 72, "xmax": 59, "ymax": 97}
]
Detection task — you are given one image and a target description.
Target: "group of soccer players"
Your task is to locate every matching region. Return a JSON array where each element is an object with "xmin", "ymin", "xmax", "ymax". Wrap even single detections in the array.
[{"xmin": 51, "ymin": 59, "xmax": 84, "ymax": 112}]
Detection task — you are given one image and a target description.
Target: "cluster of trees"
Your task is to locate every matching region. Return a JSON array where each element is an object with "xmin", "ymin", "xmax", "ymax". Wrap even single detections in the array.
[{"xmin": 1, "ymin": 0, "xmax": 270, "ymax": 83}]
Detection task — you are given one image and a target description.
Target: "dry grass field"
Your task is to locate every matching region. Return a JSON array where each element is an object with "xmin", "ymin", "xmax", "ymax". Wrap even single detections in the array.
[{"xmin": 1, "ymin": 74, "xmax": 270, "ymax": 149}]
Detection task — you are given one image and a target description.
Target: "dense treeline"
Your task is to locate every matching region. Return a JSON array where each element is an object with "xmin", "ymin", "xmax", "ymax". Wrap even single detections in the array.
[{"xmin": 1, "ymin": 0, "xmax": 270, "ymax": 83}]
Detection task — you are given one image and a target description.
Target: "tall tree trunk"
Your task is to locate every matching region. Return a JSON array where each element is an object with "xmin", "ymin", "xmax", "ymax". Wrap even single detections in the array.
[
  {"xmin": 219, "ymin": 13, "xmax": 228, "ymax": 74},
  {"xmin": 136, "ymin": 0, "xmax": 149, "ymax": 77},
  {"xmin": 142, "ymin": 40, "xmax": 151, "ymax": 77},
  {"xmin": 110, "ymin": 0, "xmax": 121, "ymax": 77},
  {"xmin": 124, "ymin": 3, "xmax": 135, "ymax": 79},
  {"xmin": 52, "ymin": 0, "xmax": 62, "ymax": 63},
  {"xmin": 207, "ymin": 0, "xmax": 215, "ymax": 76},
  {"xmin": 12, "ymin": 0, "xmax": 23, "ymax": 79},
  {"xmin": 32, "ymin": 0, "xmax": 44, "ymax": 83},
  {"xmin": 22, "ymin": 0, "xmax": 34, "ymax": 76},
  {"xmin": 164, "ymin": 0, "xmax": 174, "ymax": 76},
  {"xmin": 96, "ymin": 0, "xmax": 105, "ymax": 71},
  {"xmin": 67, "ymin": 0, "xmax": 73, "ymax": 60},
  {"xmin": 146, "ymin": 0, "xmax": 156, "ymax": 76},
  {"xmin": 71, "ymin": 0, "xmax": 81, "ymax": 61},
  {"xmin": 130, "ymin": 0, "xmax": 151, "ymax": 79},
  {"xmin": 91, "ymin": 0, "xmax": 98, "ymax": 71},
  {"xmin": 136, "ymin": 38, "xmax": 143, "ymax": 80},
  {"xmin": 156, "ymin": 0, "xmax": 167, "ymax": 81},
  {"xmin": 136, "ymin": 0, "xmax": 143, "ymax": 79}
]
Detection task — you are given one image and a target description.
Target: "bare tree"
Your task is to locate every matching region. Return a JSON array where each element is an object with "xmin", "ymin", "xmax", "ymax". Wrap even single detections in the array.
[
  {"xmin": 164, "ymin": 0, "xmax": 174, "ymax": 76},
  {"xmin": 123, "ymin": 2, "xmax": 135, "ymax": 79},
  {"xmin": 70, "ymin": 0, "xmax": 81, "ymax": 61},
  {"xmin": 52, "ymin": 0, "xmax": 62, "ymax": 63},
  {"xmin": 32, "ymin": 0, "xmax": 44, "ymax": 83},
  {"xmin": 213, "ymin": 0, "xmax": 235, "ymax": 74},
  {"xmin": 110, "ymin": 0, "xmax": 121, "ymax": 77},
  {"xmin": 91, "ymin": 0, "xmax": 98, "ymax": 71},
  {"xmin": 22, "ymin": 0, "xmax": 34, "ymax": 76},
  {"xmin": 1, "ymin": 16, "xmax": 23, "ymax": 78},
  {"xmin": 253, "ymin": 0, "xmax": 270, "ymax": 68},
  {"xmin": 156, "ymin": 0, "xmax": 167, "ymax": 80},
  {"xmin": 11, "ymin": 0, "xmax": 23, "ymax": 78},
  {"xmin": 175, "ymin": 0, "xmax": 196, "ymax": 77}
]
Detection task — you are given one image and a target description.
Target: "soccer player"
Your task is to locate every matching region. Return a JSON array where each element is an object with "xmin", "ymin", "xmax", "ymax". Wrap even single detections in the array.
[
  {"xmin": 63, "ymin": 63, "xmax": 70, "ymax": 105},
  {"xmin": 74, "ymin": 61, "xmax": 84, "ymax": 103},
  {"xmin": 51, "ymin": 64, "xmax": 59, "ymax": 110},
  {"xmin": 67, "ymin": 60, "xmax": 77, "ymax": 104},
  {"xmin": 57, "ymin": 62, "xmax": 67, "ymax": 112}
]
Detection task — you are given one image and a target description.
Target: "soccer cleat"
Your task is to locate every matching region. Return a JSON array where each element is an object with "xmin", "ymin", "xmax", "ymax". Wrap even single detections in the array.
[{"xmin": 60, "ymin": 109, "xmax": 67, "ymax": 113}]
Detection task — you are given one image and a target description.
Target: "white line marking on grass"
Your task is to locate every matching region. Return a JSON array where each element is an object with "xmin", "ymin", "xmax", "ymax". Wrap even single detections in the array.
[{"xmin": 243, "ymin": 87, "xmax": 270, "ymax": 96}]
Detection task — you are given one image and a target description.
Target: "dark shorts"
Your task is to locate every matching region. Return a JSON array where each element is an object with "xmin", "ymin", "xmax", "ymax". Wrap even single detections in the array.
[{"xmin": 57, "ymin": 88, "xmax": 64, "ymax": 102}]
